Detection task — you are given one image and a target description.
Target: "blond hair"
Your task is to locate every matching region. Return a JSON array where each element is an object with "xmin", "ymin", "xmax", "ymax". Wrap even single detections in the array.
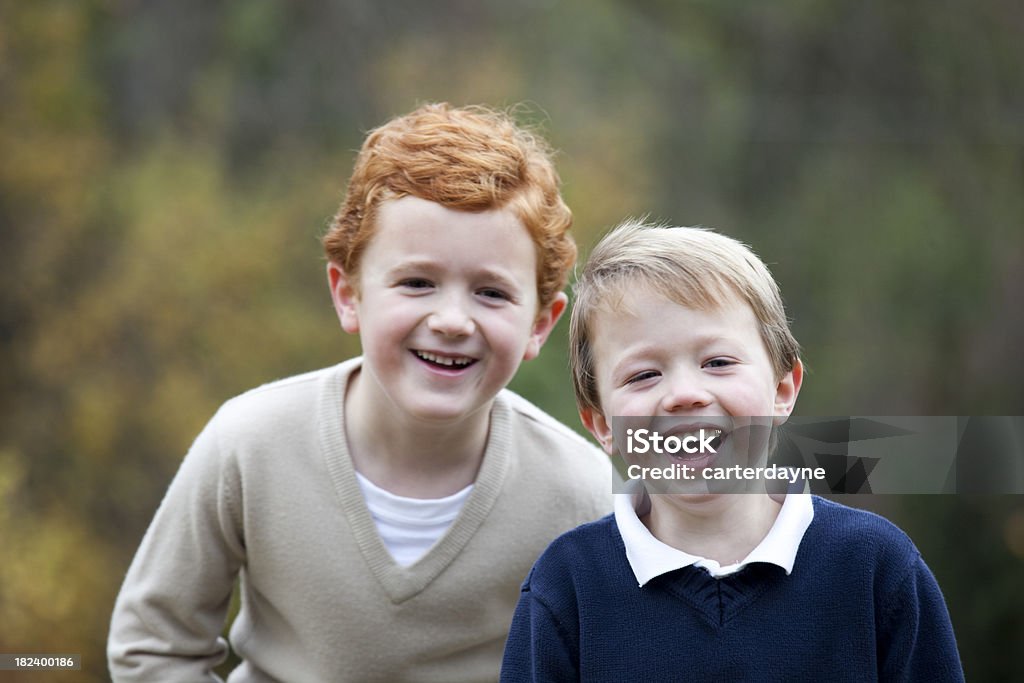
[
  {"xmin": 569, "ymin": 219, "xmax": 801, "ymax": 413},
  {"xmin": 322, "ymin": 102, "xmax": 575, "ymax": 309}
]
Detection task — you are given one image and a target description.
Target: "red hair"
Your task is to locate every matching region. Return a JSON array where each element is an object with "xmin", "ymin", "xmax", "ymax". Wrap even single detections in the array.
[{"xmin": 323, "ymin": 103, "xmax": 575, "ymax": 308}]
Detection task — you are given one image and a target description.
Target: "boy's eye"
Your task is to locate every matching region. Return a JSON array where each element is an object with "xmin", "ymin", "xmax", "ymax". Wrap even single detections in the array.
[
  {"xmin": 478, "ymin": 287, "xmax": 511, "ymax": 301},
  {"xmin": 399, "ymin": 278, "xmax": 433, "ymax": 289},
  {"xmin": 625, "ymin": 370, "xmax": 660, "ymax": 385},
  {"xmin": 703, "ymin": 358, "xmax": 734, "ymax": 369}
]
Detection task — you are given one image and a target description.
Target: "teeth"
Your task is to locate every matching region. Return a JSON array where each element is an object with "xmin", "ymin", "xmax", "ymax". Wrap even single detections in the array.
[
  {"xmin": 416, "ymin": 351, "xmax": 474, "ymax": 367},
  {"xmin": 678, "ymin": 428, "xmax": 723, "ymax": 441}
]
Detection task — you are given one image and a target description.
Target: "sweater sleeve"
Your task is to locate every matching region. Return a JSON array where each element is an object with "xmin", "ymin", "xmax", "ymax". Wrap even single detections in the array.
[
  {"xmin": 500, "ymin": 573, "xmax": 580, "ymax": 683},
  {"xmin": 108, "ymin": 411, "xmax": 246, "ymax": 682},
  {"xmin": 877, "ymin": 553, "xmax": 965, "ymax": 683}
]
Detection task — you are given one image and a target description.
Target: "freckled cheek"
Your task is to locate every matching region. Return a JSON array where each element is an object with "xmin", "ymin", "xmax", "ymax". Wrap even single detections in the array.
[
  {"xmin": 725, "ymin": 384, "xmax": 776, "ymax": 416},
  {"xmin": 604, "ymin": 391, "xmax": 650, "ymax": 418},
  {"xmin": 393, "ymin": 303, "xmax": 434, "ymax": 331},
  {"xmin": 489, "ymin": 314, "xmax": 536, "ymax": 347}
]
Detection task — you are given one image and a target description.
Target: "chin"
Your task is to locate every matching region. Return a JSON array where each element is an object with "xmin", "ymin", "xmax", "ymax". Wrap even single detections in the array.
[{"xmin": 402, "ymin": 399, "xmax": 484, "ymax": 425}]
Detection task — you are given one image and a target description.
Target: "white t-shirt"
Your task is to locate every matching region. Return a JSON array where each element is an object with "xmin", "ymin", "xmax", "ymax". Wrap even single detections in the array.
[{"xmin": 355, "ymin": 472, "xmax": 474, "ymax": 567}]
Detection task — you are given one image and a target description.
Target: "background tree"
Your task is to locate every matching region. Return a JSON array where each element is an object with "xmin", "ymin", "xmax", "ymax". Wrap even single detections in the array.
[{"xmin": 1, "ymin": 1, "xmax": 1021, "ymax": 679}]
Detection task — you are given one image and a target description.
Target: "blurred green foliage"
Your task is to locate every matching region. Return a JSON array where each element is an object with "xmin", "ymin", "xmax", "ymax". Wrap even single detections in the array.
[{"xmin": 1, "ymin": 1, "xmax": 1022, "ymax": 680}]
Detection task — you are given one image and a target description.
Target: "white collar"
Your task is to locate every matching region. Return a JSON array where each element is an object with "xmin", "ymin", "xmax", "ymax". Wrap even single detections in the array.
[{"xmin": 614, "ymin": 487, "xmax": 814, "ymax": 585}]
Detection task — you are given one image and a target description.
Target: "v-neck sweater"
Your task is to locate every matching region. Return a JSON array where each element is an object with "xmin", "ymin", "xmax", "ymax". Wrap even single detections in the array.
[
  {"xmin": 501, "ymin": 497, "xmax": 964, "ymax": 682},
  {"xmin": 108, "ymin": 359, "xmax": 613, "ymax": 682}
]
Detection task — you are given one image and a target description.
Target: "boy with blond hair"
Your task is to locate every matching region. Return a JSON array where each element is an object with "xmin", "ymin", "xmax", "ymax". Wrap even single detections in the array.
[
  {"xmin": 108, "ymin": 103, "xmax": 612, "ymax": 682},
  {"xmin": 501, "ymin": 220, "xmax": 964, "ymax": 681}
]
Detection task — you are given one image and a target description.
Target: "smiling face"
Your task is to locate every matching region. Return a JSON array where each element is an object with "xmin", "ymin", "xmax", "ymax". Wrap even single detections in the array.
[
  {"xmin": 329, "ymin": 195, "xmax": 565, "ymax": 427},
  {"xmin": 580, "ymin": 286, "xmax": 802, "ymax": 493}
]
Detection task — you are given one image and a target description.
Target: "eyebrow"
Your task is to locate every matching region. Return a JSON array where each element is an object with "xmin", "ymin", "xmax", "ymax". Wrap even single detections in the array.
[
  {"xmin": 384, "ymin": 259, "xmax": 439, "ymax": 276},
  {"xmin": 612, "ymin": 333, "xmax": 737, "ymax": 357},
  {"xmin": 603, "ymin": 342, "xmax": 657, "ymax": 380}
]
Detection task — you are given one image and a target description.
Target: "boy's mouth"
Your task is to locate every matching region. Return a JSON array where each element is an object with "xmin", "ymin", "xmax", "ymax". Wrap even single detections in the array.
[
  {"xmin": 682, "ymin": 428, "xmax": 724, "ymax": 451},
  {"xmin": 672, "ymin": 428, "xmax": 725, "ymax": 456},
  {"xmin": 412, "ymin": 350, "xmax": 478, "ymax": 369},
  {"xmin": 658, "ymin": 424, "xmax": 728, "ymax": 464}
]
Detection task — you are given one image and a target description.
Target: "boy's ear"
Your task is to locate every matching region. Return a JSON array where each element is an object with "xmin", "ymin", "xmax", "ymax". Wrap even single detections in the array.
[
  {"xmin": 327, "ymin": 262, "xmax": 360, "ymax": 334},
  {"xmin": 772, "ymin": 359, "xmax": 804, "ymax": 426},
  {"xmin": 580, "ymin": 406, "xmax": 615, "ymax": 454},
  {"xmin": 522, "ymin": 292, "xmax": 568, "ymax": 361}
]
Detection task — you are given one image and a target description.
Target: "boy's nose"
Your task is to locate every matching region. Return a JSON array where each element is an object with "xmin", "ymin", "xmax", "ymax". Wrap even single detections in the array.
[
  {"xmin": 427, "ymin": 298, "xmax": 475, "ymax": 338},
  {"xmin": 659, "ymin": 374, "xmax": 713, "ymax": 413}
]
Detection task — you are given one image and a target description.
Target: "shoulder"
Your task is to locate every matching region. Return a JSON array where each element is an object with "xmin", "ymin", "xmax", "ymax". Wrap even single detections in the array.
[
  {"xmin": 497, "ymin": 389, "xmax": 607, "ymax": 464},
  {"xmin": 807, "ymin": 496, "xmax": 921, "ymax": 583},
  {"xmin": 219, "ymin": 364, "xmax": 339, "ymax": 417},
  {"xmin": 810, "ymin": 497, "xmax": 916, "ymax": 553},
  {"xmin": 541, "ymin": 513, "xmax": 619, "ymax": 556},
  {"xmin": 212, "ymin": 362, "xmax": 351, "ymax": 438},
  {"xmin": 523, "ymin": 514, "xmax": 620, "ymax": 591},
  {"xmin": 499, "ymin": 390, "xmax": 594, "ymax": 443},
  {"xmin": 495, "ymin": 390, "xmax": 613, "ymax": 512},
  {"xmin": 185, "ymin": 362, "xmax": 355, "ymax": 473},
  {"xmin": 805, "ymin": 499, "xmax": 961, "ymax": 678}
]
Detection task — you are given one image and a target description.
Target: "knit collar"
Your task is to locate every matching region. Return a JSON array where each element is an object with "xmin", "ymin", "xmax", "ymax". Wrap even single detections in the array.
[{"xmin": 614, "ymin": 486, "xmax": 813, "ymax": 586}]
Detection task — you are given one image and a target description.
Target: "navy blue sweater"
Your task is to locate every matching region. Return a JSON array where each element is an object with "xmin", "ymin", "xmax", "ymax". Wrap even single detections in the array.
[{"xmin": 501, "ymin": 497, "xmax": 964, "ymax": 682}]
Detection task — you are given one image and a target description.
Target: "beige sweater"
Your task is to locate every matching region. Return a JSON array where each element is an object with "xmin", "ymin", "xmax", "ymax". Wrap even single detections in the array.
[{"xmin": 108, "ymin": 359, "xmax": 612, "ymax": 682}]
